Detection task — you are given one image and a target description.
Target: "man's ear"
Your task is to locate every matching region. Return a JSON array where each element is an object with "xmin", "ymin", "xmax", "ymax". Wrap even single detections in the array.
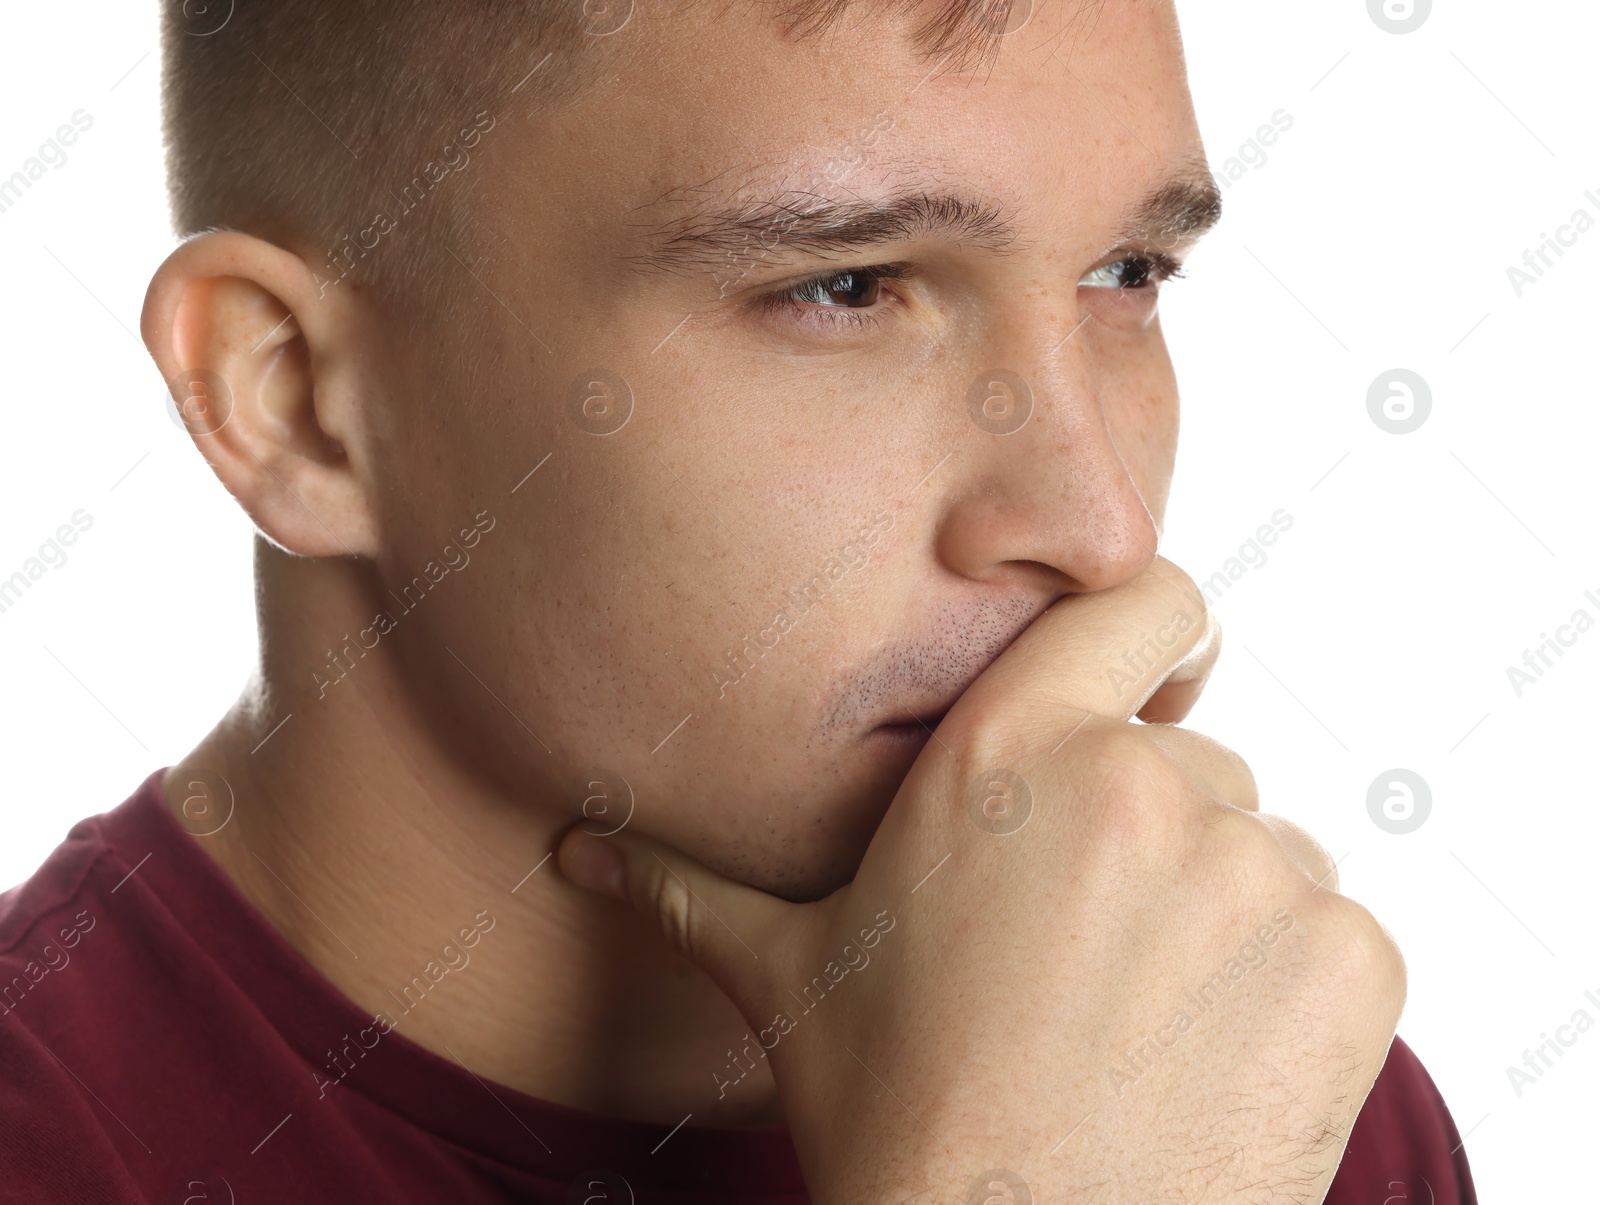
[{"xmin": 141, "ymin": 230, "xmax": 379, "ymax": 559}]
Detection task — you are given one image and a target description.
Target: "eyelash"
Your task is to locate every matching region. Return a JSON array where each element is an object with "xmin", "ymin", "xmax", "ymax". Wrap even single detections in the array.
[
  {"xmin": 757, "ymin": 263, "xmax": 912, "ymax": 331},
  {"xmin": 757, "ymin": 252, "xmax": 1186, "ymax": 332},
  {"xmin": 1082, "ymin": 251, "xmax": 1188, "ymax": 291}
]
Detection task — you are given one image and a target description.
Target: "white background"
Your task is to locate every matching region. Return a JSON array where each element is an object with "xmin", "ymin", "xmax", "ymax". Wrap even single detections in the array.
[{"xmin": 0, "ymin": 1, "xmax": 1593, "ymax": 1197}]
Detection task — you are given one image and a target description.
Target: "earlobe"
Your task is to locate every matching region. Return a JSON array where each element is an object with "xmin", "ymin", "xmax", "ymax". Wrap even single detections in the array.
[{"xmin": 140, "ymin": 230, "xmax": 380, "ymax": 559}]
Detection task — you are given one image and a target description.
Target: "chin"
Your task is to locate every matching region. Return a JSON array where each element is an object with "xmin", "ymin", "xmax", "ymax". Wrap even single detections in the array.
[
  {"xmin": 738, "ymin": 852, "xmax": 862, "ymax": 905},
  {"xmin": 777, "ymin": 850, "xmax": 868, "ymax": 903},
  {"xmin": 693, "ymin": 788, "xmax": 893, "ymax": 904}
]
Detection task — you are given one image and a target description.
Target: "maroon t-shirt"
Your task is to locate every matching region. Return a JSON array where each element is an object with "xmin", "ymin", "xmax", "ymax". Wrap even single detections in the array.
[{"xmin": 0, "ymin": 769, "xmax": 1476, "ymax": 1203}]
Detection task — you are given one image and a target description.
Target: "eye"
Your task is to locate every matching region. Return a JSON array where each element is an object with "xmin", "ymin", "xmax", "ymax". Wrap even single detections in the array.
[
  {"xmin": 1079, "ymin": 252, "xmax": 1185, "ymax": 291},
  {"xmin": 758, "ymin": 263, "xmax": 910, "ymax": 331},
  {"xmin": 784, "ymin": 268, "xmax": 886, "ymax": 308}
]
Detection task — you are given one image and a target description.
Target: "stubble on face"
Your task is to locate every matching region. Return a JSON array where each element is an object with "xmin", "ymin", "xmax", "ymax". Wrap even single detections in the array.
[{"xmin": 366, "ymin": 2, "xmax": 1205, "ymax": 902}]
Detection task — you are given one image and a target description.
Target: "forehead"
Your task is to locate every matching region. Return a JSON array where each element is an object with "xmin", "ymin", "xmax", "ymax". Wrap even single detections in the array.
[{"xmin": 492, "ymin": 2, "xmax": 1203, "ymax": 281}]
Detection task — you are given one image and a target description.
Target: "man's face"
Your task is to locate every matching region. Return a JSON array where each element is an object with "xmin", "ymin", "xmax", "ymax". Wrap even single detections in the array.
[{"xmin": 358, "ymin": 1, "xmax": 1211, "ymax": 899}]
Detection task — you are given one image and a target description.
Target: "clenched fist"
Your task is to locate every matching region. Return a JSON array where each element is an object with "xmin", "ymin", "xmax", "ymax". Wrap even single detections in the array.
[{"xmin": 559, "ymin": 558, "xmax": 1405, "ymax": 1203}]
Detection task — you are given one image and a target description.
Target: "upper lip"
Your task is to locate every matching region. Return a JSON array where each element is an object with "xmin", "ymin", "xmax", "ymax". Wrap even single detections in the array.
[
  {"xmin": 862, "ymin": 651, "xmax": 1014, "ymax": 734},
  {"xmin": 839, "ymin": 596, "xmax": 1045, "ymax": 737}
]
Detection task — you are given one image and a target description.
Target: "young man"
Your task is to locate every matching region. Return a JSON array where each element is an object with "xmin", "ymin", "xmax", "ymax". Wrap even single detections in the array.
[{"xmin": 0, "ymin": 1, "xmax": 1476, "ymax": 1201}]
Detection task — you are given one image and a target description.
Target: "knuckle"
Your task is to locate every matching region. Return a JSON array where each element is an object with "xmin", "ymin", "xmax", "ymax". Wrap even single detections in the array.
[
  {"xmin": 1278, "ymin": 892, "xmax": 1409, "ymax": 1037},
  {"xmin": 1197, "ymin": 731, "xmax": 1252, "ymax": 784},
  {"xmin": 1208, "ymin": 803, "xmax": 1284, "ymax": 864},
  {"xmin": 1320, "ymin": 897, "xmax": 1408, "ymax": 1001},
  {"xmin": 941, "ymin": 710, "xmax": 1046, "ymax": 823},
  {"xmin": 1189, "ymin": 807, "xmax": 1314, "ymax": 901},
  {"xmin": 1254, "ymin": 813, "xmax": 1335, "ymax": 883},
  {"xmin": 1210, "ymin": 744, "xmax": 1259, "ymax": 809},
  {"xmin": 647, "ymin": 861, "xmax": 699, "ymax": 961},
  {"xmin": 1069, "ymin": 724, "xmax": 1192, "ymax": 849},
  {"xmin": 1076, "ymin": 718, "xmax": 1163, "ymax": 778},
  {"xmin": 940, "ymin": 706, "xmax": 1020, "ymax": 785},
  {"xmin": 1225, "ymin": 751, "xmax": 1258, "ymax": 807},
  {"xmin": 1151, "ymin": 727, "xmax": 1258, "ymax": 807}
]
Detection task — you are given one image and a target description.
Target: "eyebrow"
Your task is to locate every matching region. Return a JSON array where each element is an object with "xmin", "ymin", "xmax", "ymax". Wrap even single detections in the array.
[
  {"xmin": 621, "ymin": 168, "xmax": 1223, "ymax": 282},
  {"xmin": 1119, "ymin": 169, "xmax": 1224, "ymax": 247},
  {"xmin": 622, "ymin": 187, "xmax": 1022, "ymax": 278}
]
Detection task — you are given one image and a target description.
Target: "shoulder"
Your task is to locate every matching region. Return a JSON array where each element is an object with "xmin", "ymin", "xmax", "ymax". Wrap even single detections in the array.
[
  {"xmin": 0, "ymin": 988, "xmax": 144, "ymax": 1201},
  {"xmin": 0, "ymin": 777, "xmax": 170, "ymax": 1199},
  {"xmin": 1325, "ymin": 1035, "xmax": 1479, "ymax": 1204},
  {"xmin": 0, "ymin": 807, "xmax": 116, "ymax": 1019}
]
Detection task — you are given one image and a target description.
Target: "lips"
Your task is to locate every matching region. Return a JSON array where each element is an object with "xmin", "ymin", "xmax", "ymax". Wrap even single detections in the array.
[
  {"xmin": 869, "ymin": 710, "xmax": 950, "ymax": 746},
  {"xmin": 883, "ymin": 710, "xmax": 949, "ymax": 733},
  {"xmin": 827, "ymin": 593, "xmax": 1041, "ymax": 742},
  {"xmin": 851, "ymin": 644, "xmax": 1014, "ymax": 740}
]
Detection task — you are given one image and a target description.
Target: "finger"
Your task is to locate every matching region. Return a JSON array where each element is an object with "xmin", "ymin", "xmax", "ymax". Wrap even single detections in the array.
[
  {"xmin": 1254, "ymin": 814, "xmax": 1340, "ymax": 892},
  {"xmin": 1136, "ymin": 609, "xmax": 1222, "ymax": 725},
  {"xmin": 1139, "ymin": 725, "xmax": 1259, "ymax": 812},
  {"xmin": 951, "ymin": 556, "xmax": 1217, "ymax": 730},
  {"xmin": 555, "ymin": 826, "xmax": 795, "ymax": 1012}
]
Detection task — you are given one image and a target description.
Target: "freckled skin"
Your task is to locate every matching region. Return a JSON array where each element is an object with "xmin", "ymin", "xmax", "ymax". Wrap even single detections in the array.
[
  {"xmin": 354, "ymin": 2, "xmax": 1193, "ymax": 902},
  {"xmin": 147, "ymin": 0, "xmax": 1202, "ymax": 1124}
]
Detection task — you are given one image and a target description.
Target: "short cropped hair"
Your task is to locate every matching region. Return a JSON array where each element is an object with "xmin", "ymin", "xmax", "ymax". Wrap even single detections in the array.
[{"xmin": 160, "ymin": 0, "xmax": 1045, "ymax": 317}]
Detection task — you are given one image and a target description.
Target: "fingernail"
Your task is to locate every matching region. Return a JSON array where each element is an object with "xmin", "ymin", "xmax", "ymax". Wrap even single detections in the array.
[{"xmin": 563, "ymin": 834, "xmax": 628, "ymax": 900}]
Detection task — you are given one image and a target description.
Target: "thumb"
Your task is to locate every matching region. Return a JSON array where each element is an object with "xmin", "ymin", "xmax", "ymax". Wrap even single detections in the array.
[{"xmin": 555, "ymin": 825, "xmax": 794, "ymax": 1006}]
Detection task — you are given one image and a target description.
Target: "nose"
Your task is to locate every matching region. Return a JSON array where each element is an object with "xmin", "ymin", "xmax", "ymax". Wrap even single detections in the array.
[{"xmin": 934, "ymin": 314, "xmax": 1162, "ymax": 595}]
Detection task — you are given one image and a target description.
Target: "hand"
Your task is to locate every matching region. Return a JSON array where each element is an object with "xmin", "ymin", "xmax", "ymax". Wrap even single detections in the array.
[{"xmin": 557, "ymin": 558, "xmax": 1405, "ymax": 1204}]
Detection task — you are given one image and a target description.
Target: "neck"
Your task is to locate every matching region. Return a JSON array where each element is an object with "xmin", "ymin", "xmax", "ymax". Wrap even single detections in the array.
[{"xmin": 161, "ymin": 536, "xmax": 781, "ymax": 1127}]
